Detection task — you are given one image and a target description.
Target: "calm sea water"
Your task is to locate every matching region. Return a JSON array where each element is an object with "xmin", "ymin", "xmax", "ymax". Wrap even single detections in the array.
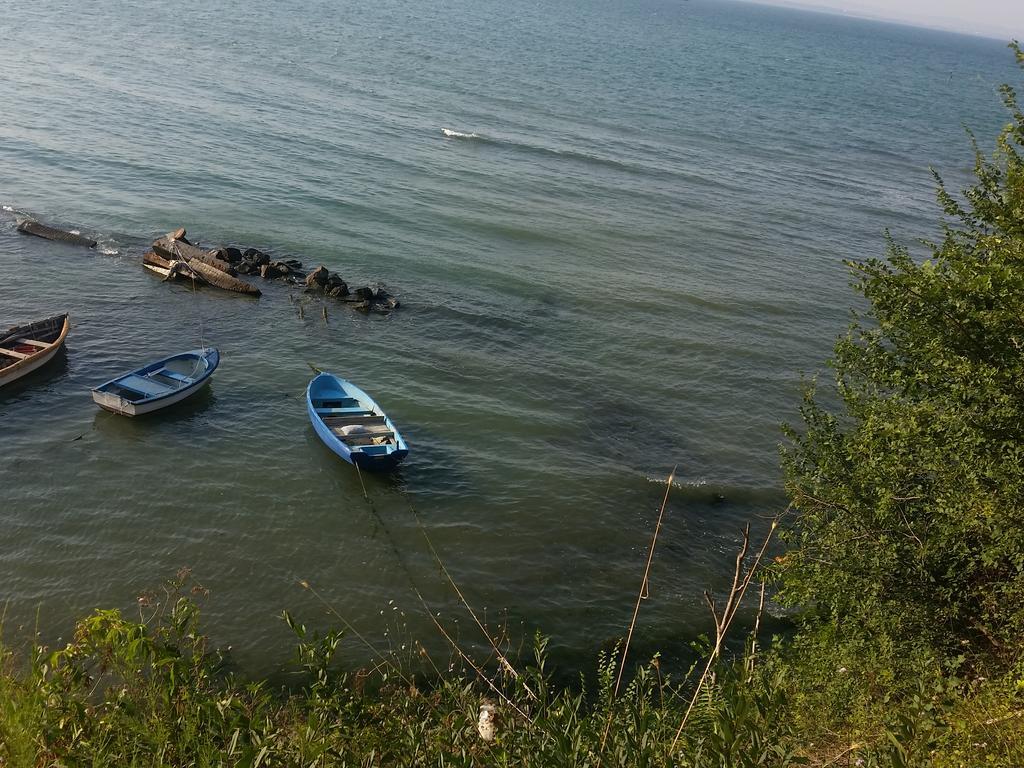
[{"xmin": 0, "ymin": 0, "xmax": 1012, "ymax": 673}]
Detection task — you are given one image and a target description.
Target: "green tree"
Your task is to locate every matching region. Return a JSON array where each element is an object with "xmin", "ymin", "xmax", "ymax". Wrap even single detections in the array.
[{"xmin": 778, "ymin": 43, "xmax": 1024, "ymax": 669}]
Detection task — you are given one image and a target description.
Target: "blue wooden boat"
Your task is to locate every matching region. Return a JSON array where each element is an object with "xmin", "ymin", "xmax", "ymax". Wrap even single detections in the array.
[
  {"xmin": 307, "ymin": 372, "xmax": 409, "ymax": 471},
  {"xmin": 91, "ymin": 348, "xmax": 219, "ymax": 416}
]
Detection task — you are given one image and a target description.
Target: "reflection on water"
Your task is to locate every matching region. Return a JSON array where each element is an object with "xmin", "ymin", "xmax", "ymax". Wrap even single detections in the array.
[
  {"xmin": 0, "ymin": 348, "xmax": 69, "ymax": 404},
  {"xmin": 91, "ymin": 385, "xmax": 217, "ymax": 432}
]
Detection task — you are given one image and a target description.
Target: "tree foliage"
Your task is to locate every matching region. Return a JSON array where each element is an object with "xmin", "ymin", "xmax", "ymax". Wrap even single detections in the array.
[{"xmin": 778, "ymin": 43, "xmax": 1024, "ymax": 666}]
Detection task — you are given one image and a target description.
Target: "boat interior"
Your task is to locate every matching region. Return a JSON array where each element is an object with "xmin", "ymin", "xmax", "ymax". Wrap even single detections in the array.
[
  {"xmin": 0, "ymin": 337, "xmax": 49, "ymax": 365},
  {"xmin": 98, "ymin": 360, "xmax": 203, "ymax": 401},
  {"xmin": 312, "ymin": 395, "xmax": 396, "ymax": 448},
  {"xmin": 0, "ymin": 318, "xmax": 63, "ymax": 368}
]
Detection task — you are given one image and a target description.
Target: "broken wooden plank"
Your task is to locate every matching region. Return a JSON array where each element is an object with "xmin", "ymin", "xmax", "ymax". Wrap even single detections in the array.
[
  {"xmin": 17, "ymin": 220, "xmax": 97, "ymax": 248},
  {"xmin": 143, "ymin": 251, "xmax": 200, "ymax": 281},
  {"xmin": 186, "ymin": 257, "xmax": 262, "ymax": 296}
]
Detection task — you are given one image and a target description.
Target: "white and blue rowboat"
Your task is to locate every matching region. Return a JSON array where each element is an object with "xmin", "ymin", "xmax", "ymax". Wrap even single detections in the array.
[
  {"xmin": 91, "ymin": 348, "xmax": 219, "ymax": 416},
  {"xmin": 307, "ymin": 372, "xmax": 409, "ymax": 471}
]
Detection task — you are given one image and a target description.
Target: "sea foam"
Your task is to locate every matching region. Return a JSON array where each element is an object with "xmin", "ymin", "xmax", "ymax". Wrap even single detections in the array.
[{"xmin": 441, "ymin": 128, "xmax": 478, "ymax": 139}]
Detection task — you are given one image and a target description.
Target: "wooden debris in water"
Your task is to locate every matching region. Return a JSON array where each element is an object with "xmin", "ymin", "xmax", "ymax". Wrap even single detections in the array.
[{"xmin": 17, "ymin": 219, "xmax": 97, "ymax": 248}]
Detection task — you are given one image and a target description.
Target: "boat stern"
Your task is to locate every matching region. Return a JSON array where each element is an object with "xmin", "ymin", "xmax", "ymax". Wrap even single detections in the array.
[{"xmin": 91, "ymin": 389, "xmax": 137, "ymax": 416}]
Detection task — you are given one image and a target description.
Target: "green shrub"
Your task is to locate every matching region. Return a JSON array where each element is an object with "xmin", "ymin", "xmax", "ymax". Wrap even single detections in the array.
[{"xmin": 778, "ymin": 43, "xmax": 1024, "ymax": 673}]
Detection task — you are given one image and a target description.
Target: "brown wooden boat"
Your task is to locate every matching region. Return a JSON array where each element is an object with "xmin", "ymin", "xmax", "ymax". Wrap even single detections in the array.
[{"xmin": 0, "ymin": 314, "xmax": 70, "ymax": 388}]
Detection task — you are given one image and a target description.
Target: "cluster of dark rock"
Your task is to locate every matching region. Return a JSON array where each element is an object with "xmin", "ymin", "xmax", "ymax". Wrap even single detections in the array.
[
  {"xmin": 143, "ymin": 228, "xmax": 400, "ymax": 313},
  {"xmin": 303, "ymin": 265, "xmax": 400, "ymax": 312},
  {"xmin": 214, "ymin": 246, "xmax": 304, "ymax": 281}
]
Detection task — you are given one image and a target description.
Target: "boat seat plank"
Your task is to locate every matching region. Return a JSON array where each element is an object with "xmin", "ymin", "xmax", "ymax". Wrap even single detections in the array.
[
  {"xmin": 315, "ymin": 398, "xmax": 360, "ymax": 408},
  {"xmin": 0, "ymin": 348, "xmax": 32, "ymax": 360},
  {"xmin": 323, "ymin": 415, "xmax": 387, "ymax": 427},
  {"xmin": 338, "ymin": 431, "xmax": 395, "ymax": 445},
  {"xmin": 316, "ymin": 407, "xmax": 372, "ymax": 415},
  {"xmin": 13, "ymin": 338, "xmax": 49, "ymax": 348},
  {"xmin": 117, "ymin": 374, "xmax": 173, "ymax": 397},
  {"xmin": 156, "ymin": 368, "xmax": 193, "ymax": 383}
]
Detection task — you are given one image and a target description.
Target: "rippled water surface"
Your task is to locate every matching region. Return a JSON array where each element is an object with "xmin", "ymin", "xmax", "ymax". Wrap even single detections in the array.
[{"xmin": 0, "ymin": 0, "xmax": 1012, "ymax": 671}]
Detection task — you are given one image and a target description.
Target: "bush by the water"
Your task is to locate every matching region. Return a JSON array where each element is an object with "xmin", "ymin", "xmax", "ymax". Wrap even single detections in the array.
[
  {"xmin": 4, "ymin": 41, "xmax": 1024, "ymax": 768},
  {"xmin": 769, "ymin": 41, "xmax": 1024, "ymax": 763},
  {"xmin": 0, "ymin": 573, "xmax": 803, "ymax": 767}
]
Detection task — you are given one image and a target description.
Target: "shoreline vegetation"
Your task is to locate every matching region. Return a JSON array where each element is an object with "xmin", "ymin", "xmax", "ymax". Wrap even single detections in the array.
[{"xmin": 4, "ymin": 43, "xmax": 1024, "ymax": 768}]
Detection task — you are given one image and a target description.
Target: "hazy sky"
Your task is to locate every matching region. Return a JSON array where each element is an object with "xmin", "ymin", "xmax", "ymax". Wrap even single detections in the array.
[{"xmin": 761, "ymin": 0, "xmax": 1024, "ymax": 39}]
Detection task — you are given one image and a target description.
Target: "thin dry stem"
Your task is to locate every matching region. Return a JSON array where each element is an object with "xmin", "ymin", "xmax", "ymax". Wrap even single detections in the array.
[
  {"xmin": 598, "ymin": 465, "xmax": 676, "ymax": 754},
  {"xmin": 820, "ymin": 742, "xmax": 866, "ymax": 766},
  {"xmin": 421, "ymin": 600, "xmax": 533, "ymax": 723},
  {"xmin": 415, "ymin": 518, "xmax": 533, "ymax": 698},
  {"xmin": 985, "ymin": 709, "xmax": 1024, "ymax": 725},
  {"xmin": 746, "ymin": 579, "xmax": 767, "ymax": 681},
  {"xmin": 669, "ymin": 516, "xmax": 780, "ymax": 753},
  {"xmin": 299, "ymin": 580, "xmax": 414, "ymax": 687}
]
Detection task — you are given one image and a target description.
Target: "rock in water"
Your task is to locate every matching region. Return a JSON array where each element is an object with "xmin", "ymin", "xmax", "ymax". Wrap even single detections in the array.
[
  {"xmin": 219, "ymin": 246, "xmax": 243, "ymax": 263},
  {"xmin": 244, "ymin": 248, "xmax": 270, "ymax": 266},
  {"xmin": 306, "ymin": 265, "xmax": 330, "ymax": 288},
  {"xmin": 325, "ymin": 274, "xmax": 348, "ymax": 295}
]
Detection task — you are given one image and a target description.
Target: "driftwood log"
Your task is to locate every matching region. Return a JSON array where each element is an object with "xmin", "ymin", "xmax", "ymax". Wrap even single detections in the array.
[
  {"xmin": 187, "ymin": 257, "xmax": 262, "ymax": 296},
  {"xmin": 17, "ymin": 220, "xmax": 97, "ymax": 248},
  {"xmin": 152, "ymin": 236, "xmax": 236, "ymax": 275},
  {"xmin": 143, "ymin": 251, "xmax": 199, "ymax": 281},
  {"xmin": 152, "ymin": 230, "xmax": 261, "ymax": 296}
]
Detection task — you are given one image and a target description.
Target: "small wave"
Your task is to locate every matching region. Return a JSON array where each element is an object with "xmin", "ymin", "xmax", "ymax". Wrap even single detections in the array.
[
  {"xmin": 647, "ymin": 474, "xmax": 705, "ymax": 490},
  {"xmin": 100, "ymin": 247, "xmax": 118, "ymax": 256},
  {"xmin": 645, "ymin": 475, "xmax": 786, "ymax": 506},
  {"xmin": 439, "ymin": 130, "xmax": 658, "ymax": 177},
  {"xmin": 441, "ymin": 128, "xmax": 479, "ymax": 139},
  {"xmin": 2, "ymin": 205, "xmax": 12, "ymax": 212}
]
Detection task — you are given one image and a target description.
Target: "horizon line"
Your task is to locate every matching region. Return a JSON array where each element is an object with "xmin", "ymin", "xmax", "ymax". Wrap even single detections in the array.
[{"xmin": 734, "ymin": 0, "xmax": 1023, "ymax": 43}]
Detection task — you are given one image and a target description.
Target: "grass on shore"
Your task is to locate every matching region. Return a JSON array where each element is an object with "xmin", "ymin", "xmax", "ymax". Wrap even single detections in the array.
[{"xmin": 1, "ymin": 559, "xmax": 1021, "ymax": 767}]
